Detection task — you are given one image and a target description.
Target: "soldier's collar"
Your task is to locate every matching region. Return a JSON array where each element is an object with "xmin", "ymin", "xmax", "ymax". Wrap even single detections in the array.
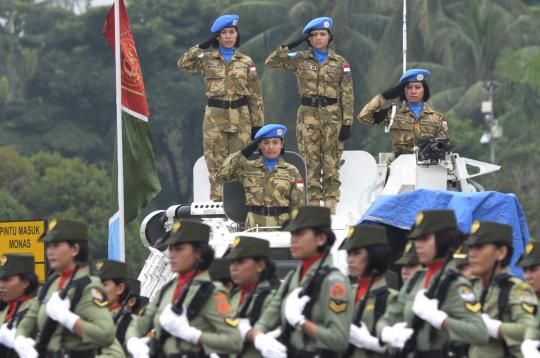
[{"xmin": 422, "ymin": 102, "xmax": 434, "ymax": 114}]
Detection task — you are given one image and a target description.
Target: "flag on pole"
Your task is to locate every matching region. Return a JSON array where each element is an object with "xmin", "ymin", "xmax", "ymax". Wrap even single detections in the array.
[{"xmin": 103, "ymin": 0, "xmax": 161, "ymax": 260}]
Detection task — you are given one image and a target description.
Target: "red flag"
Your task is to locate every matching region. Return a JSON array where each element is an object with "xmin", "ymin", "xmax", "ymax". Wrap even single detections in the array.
[{"xmin": 103, "ymin": 0, "xmax": 149, "ymax": 118}]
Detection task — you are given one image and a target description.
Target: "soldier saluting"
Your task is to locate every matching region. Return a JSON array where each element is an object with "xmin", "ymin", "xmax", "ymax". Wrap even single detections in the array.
[
  {"xmin": 358, "ymin": 69, "xmax": 448, "ymax": 155},
  {"xmin": 179, "ymin": 14, "xmax": 265, "ymax": 202}
]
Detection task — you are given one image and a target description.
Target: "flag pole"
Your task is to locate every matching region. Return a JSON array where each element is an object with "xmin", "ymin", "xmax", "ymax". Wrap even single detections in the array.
[
  {"xmin": 402, "ymin": 0, "xmax": 407, "ymax": 73},
  {"xmin": 114, "ymin": 0, "xmax": 126, "ymax": 261}
]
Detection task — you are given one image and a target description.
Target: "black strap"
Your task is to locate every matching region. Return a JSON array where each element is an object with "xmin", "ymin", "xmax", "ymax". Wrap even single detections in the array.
[
  {"xmin": 405, "ymin": 270, "xmax": 423, "ymax": 294},
  {"xmin": 248, "ymin": 287, "xmax": 273, "ymax": 325},
  {"xmin": 247, "ymin": 205, "xmax": 290, "ymax": 216},
  {"xmin": 495, "ymin": 273, "xmax": 514, "ymax": 357},
  {"xmin": 187, "ymin": 282, "xmax": 215, "ymax": 321},
  {"xmin": 38, "ymin": 273, "xmax": 60, "ymax": 302},
  {"xmin": 370, "ymin": 287, "xmax": 390, "ymax": 334},
  {"xmin": 207, "ymin": 96, "xmax": 248, "ymax": 109},
  {"xmin": 429, "ymin": 269, "xmax": 461, "ymax": 342},
  {"xmin": 300, "ymin": 96, "xmax": 338, "ymax": 107},
  {"xmin": 156, "ymin": 279, "xmax": 177, "ymax": 307},
  {"xmin": 303, "ymin": 266, "xmax": 338, "ymax": 321},
  {"xmin": 115, "ymin": 312, "xmax": 133, "ymax": 345}
]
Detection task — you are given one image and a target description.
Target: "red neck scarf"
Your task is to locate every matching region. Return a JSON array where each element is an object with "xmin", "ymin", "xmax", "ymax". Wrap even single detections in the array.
[
  {"xmin": 300, "ymin": 252, "xmax": 323, "ymax": 281},
  {"xmin": 173, "ymin": 270, "xmax": 201, "ymax": 301},
  {"xmin": 4, "ymin": 294, "xmax": 32, "ymax": 323},
  {"xmin": 356, "ymin": 275, "xmax": 382, "ymax": 305},
  {"xmin": 240, "ymin": 283, "xmax": 257, "ymax": 304},
  {"xmin": 58, "ymin": 264, "xmax": 79, "ymax": 290},
  {"xmin": 424, "ymin": 260, "xmax": 444, "ymax": 288},
  {"xmin": 109, "ymin": 303, "xmax": 123, "ymax": 312}
]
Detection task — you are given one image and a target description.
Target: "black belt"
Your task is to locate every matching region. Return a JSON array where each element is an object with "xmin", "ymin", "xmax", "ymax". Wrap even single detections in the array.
[
  {"xmin": 288, "ymin": 347, "xmax": 337, "ymax": 358},
  {"xmin": 46, "ymin": 349, "xmax": 95, "ymax": 358},
  {"xmin": 207, "ymin": 96, "xmax": 248, "ymax": 109},
  {"xmin": 301, "ymin": 96, "xmax": 338, "ymax": 107},
  {"xmin": 247, "ymin": 206, "xmax": 289, "ymax": 216},
  {"xmin": 167, "ymin": 352, "xmax": 208, "ymax": 358},
  {"xmin": 414, "ymin": 349, "xmax": 444, "ymax": 358}
]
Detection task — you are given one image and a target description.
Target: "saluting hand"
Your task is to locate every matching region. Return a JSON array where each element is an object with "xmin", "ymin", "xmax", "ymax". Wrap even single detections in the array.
[
  {"xmin": 199, "ymin": 34, "xmax": 218, "ymax": 50},
  {"xmin": 381, "ymin": 82, "xmax": 407, "ymax": 100},
  {"xmin": 283, "ymin": 34, "xmax": 309, "ymax": 50}
]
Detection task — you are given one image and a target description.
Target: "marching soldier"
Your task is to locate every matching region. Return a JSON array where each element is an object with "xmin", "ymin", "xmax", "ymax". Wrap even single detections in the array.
[
  {"xmin": 358, "ymin": 68, "xmax": 448, "ymax": 155},
  {"xmin": 339, "ymin": 224, "xmax": 396, "ymax": 357},
  {"xmin": 0, "ymin": 254, "xmax": 38, "ymax": 355},
  {"xmin": 125, "ymin": 278, "xmax": 147, "ymax": 316},
  {"xmin": 395, "ymin": 240, "xmax": 423, "ymax": 283},
  {"xmin": 519, "ymin": 240, "xmax": 540, "ymax": 299},
  {"xmin": 521, "ymin": 308, "xmax": 540, "ymax": 357},
  {"xmin": 246, "ymin": 206, "xmax": 353, "ymax": 358},
  {"xmin": 14, "ymin": 219, "xmax": 116, "ymax": 358},
  {"xmin": 265, "ymin": 17, "xmax": 354, "ymax": 213},
  {"xmin": 223, "ymin": 236, "xmax": 280, "ymax": 357},
  {"xmin": 216, "ymin": 123, "xmax": 304, "ymax": 228},
  {"xmin": 467, "ymin": 221, "xmax": 537, "ymax": 357},
  {"xmin": 178, "ymin": 14, "xmax": 265, "ymax": 202},
  {"xmin": 376, "ymin": 210, "xmax": 489, "ymax": 356},
  {"xmin": 210, "ymin": 258, "xmax": 235, "ymax": 293},
  {"xmin": 125, "ymin": 220, "xmax": 243, "ymax": 358}
]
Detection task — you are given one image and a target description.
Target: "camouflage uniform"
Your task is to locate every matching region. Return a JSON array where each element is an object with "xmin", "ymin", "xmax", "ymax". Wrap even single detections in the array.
[
  {"xmin": 265, "ymin": 47, "xmax": 354, "ymax": 208},
  {"xmin": 216, "ymin": 151, "xmax": 304, "ymax": 228},
  {"xmin": 358, "ymin": 94, "xmax": 448, "ymax": 154},
  {"xmin": 179, "ymin": 45, "xmax": 265, "ymax": 201}
]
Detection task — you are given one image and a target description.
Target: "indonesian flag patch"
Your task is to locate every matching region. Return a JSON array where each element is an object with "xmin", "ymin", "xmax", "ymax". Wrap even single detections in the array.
[
  {"xmin": 296, "ymin": 180, "xmax": 305, "ymax": 190},
  {"xmin": 250, "ymin": 63, "xmax": 256, "ymax": 72},
  {"xmin": 343, "ymin": 63, "xmax": 351, "ymax": 72},
  {"xmin": 343, "ymin": 63, "xmax": 352, "ymax": 82}
]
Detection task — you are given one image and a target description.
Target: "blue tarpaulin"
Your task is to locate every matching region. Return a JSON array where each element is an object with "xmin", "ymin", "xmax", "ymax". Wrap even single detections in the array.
[{"xmin": 360, "ymin": 189, "xmax": 530, "ymax": 276}]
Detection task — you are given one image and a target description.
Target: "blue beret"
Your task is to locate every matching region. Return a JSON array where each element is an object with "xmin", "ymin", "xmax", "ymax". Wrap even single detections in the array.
[
  {"xmin": 255, "ymin": 124, "xmax": 287, "ymax": 140},
  {"xmin": 303, "ymin": 17, "xmax": 333, "ymax": 34},
  {"xmin": 400, "ymin": 68, "xmax": 431, "ymax": 83},
  {"xmin": 211, "ymin": 14, "xmax": 239, "ymax": 33}
]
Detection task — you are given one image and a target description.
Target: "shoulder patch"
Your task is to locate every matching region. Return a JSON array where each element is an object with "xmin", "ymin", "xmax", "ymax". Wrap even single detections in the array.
[
  {"xmin": 287, "ymin": 52, "xmax": 297, "ymax": 57},
  {"xmin": 329, "ymin": 282, "xmax": 346, "ymax": 299},
  {"xmin": 197, "ymin": 53, "xmax": 205, "ymax": 58},
  {"xmin": 457, "ymin": 285, "xmax": 477, "ymax": 302},
  {"xmin": 91, "ymin": 287, "xmax": 108, "ymax": 307},
  {"xmin": 224, "ymin": 317, "xmax": 240, "ymax": 327},
  {"xmin": 212, "ymin": 293, "xmax": 228, "ymax": 301},
  {"xmin": 522, "ymin": 302, "xmax": 537, "ymax": 314},
  {"xmin": 329, "ymin": 299, "xmax": 348, "ymax": 313},
  {"xmin": 465, "ymin": 302, "xmax": 481, "ymax": 313},
  {"xmin": 250, "ymin": 63, "xmax": 256, "ymax": 72},
  {"xmin": 213, "ymin": 293, "xmax": 232, "ymax": 316}
]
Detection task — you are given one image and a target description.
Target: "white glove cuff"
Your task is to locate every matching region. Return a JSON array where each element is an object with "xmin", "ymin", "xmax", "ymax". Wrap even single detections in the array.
[
  {"xmin": 488, "ymin": 319, "xmax": 502, "ymax": 338},
  {"xmin": 380, "ymin": 326, "xmax": 392, "ymax": 344},
  {"xmin": 427, "ymin": 310, "xmax": 448, "ymax": 330},
  {"xmin": 189, "ymin": 327, "xmax": 203, "ymax": 345},
  {"xmin": 62, "ymin": 311, "xmax": 81, "ymax": 331}
]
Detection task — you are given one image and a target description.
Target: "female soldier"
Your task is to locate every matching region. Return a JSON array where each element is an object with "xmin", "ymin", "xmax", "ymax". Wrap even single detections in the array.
[
  {"xmin": 14, "ymin": 219, "xmax": 116, "ymax": 358},
  {"xmin": 358, "ymin": 69, "xmax": 448, "ymax": 156},
  {"xmin": 125, "ymin": 219, "xmax": 242, "ymax": 358},
  {"xmin": 395, "ymin": 240, "xmax": 423, "ymax": 283},
  {"xmin": 224, "ymin": 236, "xmax": 280, "ymax": 357},
  {"xmin": 466, "ymin": 221, "xmax": 537, "ymax": 358},
  {"xmin": 0, "ymin": 254, "xmax": 38, "ymax": 355},
  {"xmin": 376, "ymin": 210, "xmax": 489, "ymax": 356},
  {"xmin": 339, "ymin": 224, "xmax": 395, "ymax": 357},
  {"xmin": 216, "ymin": 123, "xmax": 304, "ymax": 229},
  {"xmin": 265, "ymin": 17, "xmax": 354, "ymax": 214},
  {"xmin": 179, "ymin": 14, "xmax": 264, "ymax": 202},
  {"xmin": 246, "ymin": 206, "xmax": 353, "ymax": 358}
]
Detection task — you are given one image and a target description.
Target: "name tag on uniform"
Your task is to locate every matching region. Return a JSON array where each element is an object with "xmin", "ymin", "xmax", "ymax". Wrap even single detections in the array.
[
  {"xmin": 245, "ymin": 172, "xmax": 265, "ymax": 178},
  {"xmin": 299, "ymin": 63, "xmax": 317, "ymax": 71}
]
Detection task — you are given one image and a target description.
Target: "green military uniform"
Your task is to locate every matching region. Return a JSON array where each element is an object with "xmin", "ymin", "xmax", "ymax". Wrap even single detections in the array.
[
  {"xmin": 254, "ymin": 207, "xmax": 354, "ymax": 355},
  {"xmin": 265, "ymin": 47, "xmax": 353, "ymax": 209},
  {"xmin": 125, "ymin": 220, "xmax": 243, "ymax": 356},
  {"xmin": 339, "ymin": 224, "xmax": 397, "ymax": 357},
  {"xmin": 358, "ymin": 94, "xmax": 448, "ymax": 154},
  {"xmin": 16, "ymin": 219, "xmax": 116, "ymax": 355},
  {"xmin": 376, "ymin": 211, "xmax": 489, "ymax": 355},
  {"xmin": 178, "ymin": 43, "xmax": 265, "ymax": 201},
  {"xmin": 224, "ymin": 236, "xmax": 278, "ymax": 357},
  {"xmin": 0, "ymin": 254, "xmax": 36, "ymax": 356},
  {"xmin": 466, "ymin": 221, "xmax": 537, "ymax": 358},
  {"xmin": 216, "ymin": 151, "xmax": 304, "ymax": 228}
]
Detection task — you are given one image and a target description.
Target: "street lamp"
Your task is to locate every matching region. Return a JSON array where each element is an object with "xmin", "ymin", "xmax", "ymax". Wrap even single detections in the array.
[{"xmin": 480, "ymin": 81, "xmax": 502, "ymax": 163}]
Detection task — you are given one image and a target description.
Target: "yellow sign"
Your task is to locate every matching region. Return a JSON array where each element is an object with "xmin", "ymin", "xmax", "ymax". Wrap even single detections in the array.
[{"xmin": 0, "ymin": 220, "xmax": 47, "ymax": 282}]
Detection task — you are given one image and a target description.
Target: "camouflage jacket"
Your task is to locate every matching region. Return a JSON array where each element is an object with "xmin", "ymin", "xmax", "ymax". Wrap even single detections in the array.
[
  {"xmin": 265, "ymin": 47, "xmax": 353, "ymax": 125},
  {"xmin": 178, "ymin": 45, "xmax": 264, "ymax": 131},
  {"xmin": 358, "ymin": 94, "xmax": 448, "ymax": 154}
]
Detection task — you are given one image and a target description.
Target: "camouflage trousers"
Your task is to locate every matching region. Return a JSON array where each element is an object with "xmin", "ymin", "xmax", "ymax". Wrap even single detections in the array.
[
  {"xmin": 245, "ymin": 212, "xmax": 290, "ymax": 230},
  {"xmin": 296, "ymin": 105, "xmax": 343, "ymax": 206},
  {"xmin": 203, "ymin": 128, "xmax": 251, "ymax": 202}
]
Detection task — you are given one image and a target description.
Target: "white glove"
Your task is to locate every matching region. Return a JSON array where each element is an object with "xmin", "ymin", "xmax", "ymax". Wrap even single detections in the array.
[
  {"xmin": 237, "ymin": 318, "xmax": 252, "ymax": 340},
  {"xmin": 0, "ymin": 323, "xmax": 17, "ymax": 348},
  {"xmin": 411, "ymin": 289, "xmax": 448, "ymax": 329},
  {"xmin": 381, "ymin": 322, "xmax": 414, "ymax": 349},
  {"xmin": 45, "ymin": 291, "xmax": 80, "ymax": 331},
  {"xmin": 521, "ymin": 339, "xmax": 540, "ymax": 358},
  {"xmin": 159, "ymin": 304, "xmax": 202, "ymax": 344},
  {"xmin": 13, "ymin": 335, "xmax": 38, "ymax": 358},
  {"xmin": 481, "ymin": 313, "xmax": 502, "ymax": 338},
  {"xmin": 126, "ymin": 336, "xmax": 150, "ymax": 358},
  {"xmin": 349, "ymin": 323, "xmax": 385, "ymax": 353},
  {"xmin": 254, "ymin": 332, "xmax": 287, "ymax": 358},
  {"xmin": 284, "ymin": 287, "xmax": 310, "ymax": 327}
]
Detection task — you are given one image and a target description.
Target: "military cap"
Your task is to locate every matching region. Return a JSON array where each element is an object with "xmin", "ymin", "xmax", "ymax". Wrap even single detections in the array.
[
  {"xmin": 128, "ymin": 277, "xmax": 141, "ymax": 296},
  {"xmin": 407, "ymin": 210, "xmax": 457, "ymax": 239},
  {"xmin": 224, "ymin": 236, "xmax": 270, "ymax": 260},
  {"xmin": 303, "ymin": 17, "xmax": 333, "ymax": 34},
  {"xmin": 395, "ymin": 241, "xmax": 420, "ymax": 265},
  {"xmin": 453, "ymin": 246, "xmax": 469, "ymax": 268},
  {"xmin": 209, "ymin": 258, "xmax": 232, "ymax": 281},
  {"xmin": 518, "ymin": 240, "xmax": 540, "ymax": 268},
  {"xmin": 159, "ymin": 219, "xmax": 211, "ymax": 246},
  {"xmin": 211, "ymin": 14, "xmax": 239, "ymax": 33},
  {"xmin": 282, "ymin": 206, "xmax": 331, "ymax": 232},
  {"xmin": 254, "ymin": 124, "xmax": 287, "ymax": 140},
  {"xmin": 0, "ymin": 254, "xmax": 35, "ymax": 279},
  {"xmin": 400, "ymin": 68, "xmax": 430, "ymax": 83},
  {"xmin": 339, "ymin": 224, "xmax": 387, "ymax": 251},
  {"xmin": 92, "ymin": 259, "xmax": 128, "ymax": 281},
  {"xmin": 40, "ymin": 218, "xmax": 88, "ymax": 242},
  {"xmin": 466, "ymin": 220, "xmax": 512, "ymax": 246}
]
